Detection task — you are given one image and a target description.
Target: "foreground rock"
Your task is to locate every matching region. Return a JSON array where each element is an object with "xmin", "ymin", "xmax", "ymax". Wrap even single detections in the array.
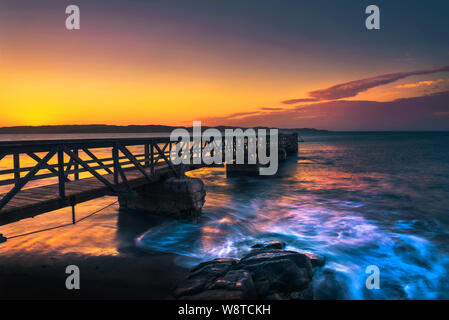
[
  {"xmin": 175, "ymin": 241, "xmax": 325, "ymax": 300},
  {"xmin": 251, "ymin": 240, "xmax": 286, "ymax": 250},
  {"xmin": 302, "ymin": 252, "xmax": 326, "ymax": 267}
]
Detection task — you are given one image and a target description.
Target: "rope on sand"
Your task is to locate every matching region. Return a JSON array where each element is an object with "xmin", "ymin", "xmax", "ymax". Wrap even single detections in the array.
[{"xmin": 2, "ymin": 200, "xmax": 118, "ymax": 241}]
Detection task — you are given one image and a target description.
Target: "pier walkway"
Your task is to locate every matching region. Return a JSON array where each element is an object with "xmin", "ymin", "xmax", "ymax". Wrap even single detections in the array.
[
  {"xmin": 0, "ymin": 137, "xmax": 212, "ymax": 226},
  {"xmin": 0, "ymin": 133, "xmax": 298, "ymax": 226}
]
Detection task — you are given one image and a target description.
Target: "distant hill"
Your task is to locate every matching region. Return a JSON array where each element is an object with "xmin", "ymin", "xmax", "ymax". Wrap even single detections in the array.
[{"xmin": 0, "ymin": 125, "xmax": 328, "ymax": 134}]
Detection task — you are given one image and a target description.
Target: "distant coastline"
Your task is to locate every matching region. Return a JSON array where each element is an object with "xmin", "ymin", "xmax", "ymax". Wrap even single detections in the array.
[{"xmin": 0, "ymin": 125, "xmax": 328, "ymax": 134}]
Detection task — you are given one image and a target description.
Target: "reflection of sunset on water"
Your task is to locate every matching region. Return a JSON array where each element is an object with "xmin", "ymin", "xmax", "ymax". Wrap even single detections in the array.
[{"xmin": 0, "ymin": 197, "xmax": 121, "ymax": 257}]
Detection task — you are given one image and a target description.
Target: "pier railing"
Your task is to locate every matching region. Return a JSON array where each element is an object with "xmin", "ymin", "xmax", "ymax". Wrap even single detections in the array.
[
  {"xmin": 0, "ymin": 132, "xmax": 297, "ymax": 215},
  {"xmin": 0, "ymin": 137, "xmax": 217, "ymax": 213}
]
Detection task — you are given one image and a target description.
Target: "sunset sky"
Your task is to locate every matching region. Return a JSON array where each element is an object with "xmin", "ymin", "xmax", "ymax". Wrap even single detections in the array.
[{"xmin": 1, "ymin": 0, "xmax": 448, "ymax": 130}]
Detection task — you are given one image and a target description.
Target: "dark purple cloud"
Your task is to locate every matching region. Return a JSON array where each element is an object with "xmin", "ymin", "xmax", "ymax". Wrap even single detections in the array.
[
  {"xmin": 308, "ymin": 65, "xmax": 449, "ymax": 100},
  {"xmin": 206, "ymin": 91, "xmax": 449, "ymax": 130}
]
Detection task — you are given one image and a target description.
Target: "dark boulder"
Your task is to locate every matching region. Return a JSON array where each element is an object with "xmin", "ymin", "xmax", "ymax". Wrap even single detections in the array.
[
  {"xmin": 243, "ymin": 258, "xmax": 312, "ymax": 295},
  {"xmin": 301, "ymin": 252, "xmax": 326, "ymax": 267},
  {"xmin": 206, "ymin": 269, "xmax": 256, "ymax": 299},
  {"xmin": 251, "ymin": 240, "xmax": 286, "ymax": 250},
  {"xmin": 174, "ymin": 276, "xmax": 209, "ymax": 297},
  {"xmin": 188, "ymin": 258, "xmax": 237, "ymax": 278},
  {"xmin": 238, "ymin": 249, "xmax": 313, "ymax": 277},
  {"xmin": 236, "ymin": 249, "xmax": 314, "ymax": 297},
  {"xmin": 174, "ymin": 258, "xmax": 238, "ymax": 298},
  {"xmin": 175, "ymin": 242, "xmax": 326, "ymax": 300}
]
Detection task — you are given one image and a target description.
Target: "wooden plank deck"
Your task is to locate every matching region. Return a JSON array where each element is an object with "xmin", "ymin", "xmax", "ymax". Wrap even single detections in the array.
[{"xmin": 0, "ymin": 163, "xmax": 205, "ymax": 226}]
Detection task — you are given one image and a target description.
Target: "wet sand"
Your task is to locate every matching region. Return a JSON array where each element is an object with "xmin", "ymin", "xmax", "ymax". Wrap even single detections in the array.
[
  {"xmin": 0, "ymin": 249, "xmax": 187, "ymax": 300},
  {"xmin": 0, "ymin": 197, "xmax": 189, "ymax": 299}
]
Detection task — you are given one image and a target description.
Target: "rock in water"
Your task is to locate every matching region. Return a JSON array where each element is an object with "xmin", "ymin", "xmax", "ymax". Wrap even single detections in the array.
[
  {"xmin": 175, "ymin": 243, "xmax": 324, "ymax": 300},
  {"xmin": 188, "ymin": 258, "xmax": 238, "ymax": 279},
  {"xmin": 301, "ymin": 252, "xmax": 326, "ymax": 267},
  {"xmin": 251, "ymin": 240, "xmax": 286, "ymax": 250},
  {"xmin": 174, "ymin": 258, "xmax": 238, "ymax": 298},
  {"xmin": 236, "ymin": 249, "xmax": 314, "ymax": 297},
  {"xmin": 238, "ymin": 249, "xmax": 314, "ymax": 277}
]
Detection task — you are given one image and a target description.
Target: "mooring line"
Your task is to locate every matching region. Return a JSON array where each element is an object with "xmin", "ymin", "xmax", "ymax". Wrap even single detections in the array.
[{"xmin": 3, "ymin": 200, "xmax": 118, "ymax": 240}]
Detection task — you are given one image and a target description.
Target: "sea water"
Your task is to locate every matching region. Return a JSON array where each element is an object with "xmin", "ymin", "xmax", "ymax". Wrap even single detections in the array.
[
  {"xmin": 1, "ymin": 132, "xmax": 448, "ymax": 299},
  {"xmin": 136, "ymin": 132, "xmax": 449, "ymax": 299}
]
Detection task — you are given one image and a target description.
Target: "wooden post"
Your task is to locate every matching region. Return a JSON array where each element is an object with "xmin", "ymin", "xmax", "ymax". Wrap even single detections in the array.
[
  {"xmin": 74, "ymin": 149, "xmax": 79, "ymax": 180},
  {"xmin": 72, "ymin": 205, "xmax": 76, "ymax": 224},
  {"xmin": 113, "ymin": 145, "xmax": 119, "ymax": 185},
  {"xmin": 13, "ymin": 153, "xmax": 20, "ymax": 186},
  {"xmin": 210, "ymin": 137, "xmax": 215, "ymax": 158},
  {"xmin": 150, "ymin": 142, "xmax": 155, "ymax": 176},
  {"xmin": 58, "ymin": 146, "xmax": 66, "ymax": 203},
  {"xmin": 144, "ymin": 144, "xmax": 150, "ymax": 167},
  {"xmin": 70, "ymin": 197, "xmax": 76, "ymax": 224},
  {"xmin": 169, "ymin": 142, "xmax": 173, "ymax": 162}
]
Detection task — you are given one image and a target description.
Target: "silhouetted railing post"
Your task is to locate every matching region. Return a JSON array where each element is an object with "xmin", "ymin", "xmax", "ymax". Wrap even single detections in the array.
[
  {"xmin": 210, "ymin": 137, "xmax": 215, "ymax": 158},
  {"xmin": 74, "ymin": 149, "xmax": 79, "ymax": 180},
  {"xmin": 150, "ymin": 141, "xmax": 154, "ymax": 176},
  {"xmin": 113, "ymin": 144, "xmax": 119, "ymax": 185},
  {"xmin": 13, "ymin": 153, "xmax": 20, "ymax": 186},
  {"xmin": 58, "ymin": 146, "xmax": 66, "ymax": 203},
  {"xmin": 144, "ymin": 144, "xmax": 150, "ymax": 167}
]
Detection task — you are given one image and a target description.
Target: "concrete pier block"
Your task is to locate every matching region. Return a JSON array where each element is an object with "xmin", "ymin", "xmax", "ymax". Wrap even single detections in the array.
[
  {"xmin": 278, "ymin": 148, "xmax": 287, "ymax": 162},
  {"xmin": 279, "ymin": 133, "xmax": 298, "ymax": 154},
  {"xmin": 225, "ymin": 163, "xmax": 260, "ymax": 177},
  {"xmin": 118, "ymin": 176, "xmax": 206, "ymax": 219}
]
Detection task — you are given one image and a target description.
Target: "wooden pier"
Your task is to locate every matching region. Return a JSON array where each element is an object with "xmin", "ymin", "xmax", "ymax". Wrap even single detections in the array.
[
  {"xmin": 0, "ymin": 133, "xmax": 298, "ymax": 227},
  {"xmin": 0, "ymin": 137, "xmax": 211, "ymax": 226}
]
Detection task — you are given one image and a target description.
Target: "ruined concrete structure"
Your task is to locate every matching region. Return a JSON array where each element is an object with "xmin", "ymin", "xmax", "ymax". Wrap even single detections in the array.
[
  {"xmin": 120, "ymin": 133, "xmax": 299, "ymax": 216},
  {"xmin": 119, "ymin": 176, "xmax": 206, "ymax": 219},
  {"xmin": 279, "ymin": 132, "xmax": 299, "ymax": 154},
  {"xmin": 226, "ymin": 132, "xmax": 298, "ymax": 177}
]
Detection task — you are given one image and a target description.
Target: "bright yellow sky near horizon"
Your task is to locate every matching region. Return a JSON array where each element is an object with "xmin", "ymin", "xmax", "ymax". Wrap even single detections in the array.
[
  {"xmin": 1, "ymin": 47, "xmax": 430, "ymax": 128},
  {"xmin": 0, "ymin": 42, "xmax": 335, "ymax": 127}
]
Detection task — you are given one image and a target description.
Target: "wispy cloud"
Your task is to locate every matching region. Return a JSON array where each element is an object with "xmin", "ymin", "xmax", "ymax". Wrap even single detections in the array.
[
  {"xmin": 307, "ymin": 65, "xmax": 449, "ymax": 100},
  {"xmin": 259, "ymin": 107, "xmax": 285, "ymax": 111},
  {"xmin": 226, "ymin": 111, "xmax": 261, "ymax": 118},
  {"xmin": 281, "ymin": 98, "xmax": 318, "ymax": 105},
  {"xmin": 396, "ymin": 79, "xmax": 448, "ymax": 89},
  {"xmin": 203, "ymin": 91, "xmax": 449, "ymax": 130}
]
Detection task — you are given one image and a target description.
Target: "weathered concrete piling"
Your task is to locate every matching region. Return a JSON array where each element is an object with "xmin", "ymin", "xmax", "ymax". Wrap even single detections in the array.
[
  {"xmin": 119, "ymin": 133, "xmax": 299, "ymax": 214},
  {"xmin": 118, "ymin": 176, "xmax": 206, "ymax": 219},
  {"xmin": 225, "ymin": 132, "xmax": 298, "ymax": 176},
  {"xmin": 225, "ymin": 163, "xmax": 260, "ymax": 176},
  {"xmin": 279, "ymin": 132, "xmax": 299, "ymax": 155},
  {"xmin": 278, "ymin": 148, "xmax": 287, "ymax": 162}
]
